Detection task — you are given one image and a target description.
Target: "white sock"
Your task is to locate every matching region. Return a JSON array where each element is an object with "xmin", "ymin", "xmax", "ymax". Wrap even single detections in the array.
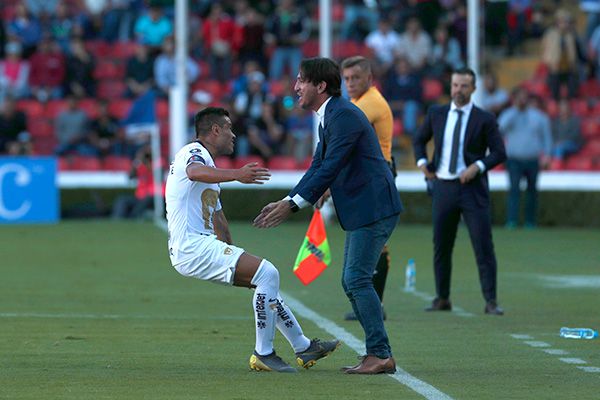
[
  {"xmin": 274, "ymin": 295, "xmax": 311, "ymax": 353},
  {"xmin": 250, "ymin": 260, "xmax": 279, "ymax": 356}
]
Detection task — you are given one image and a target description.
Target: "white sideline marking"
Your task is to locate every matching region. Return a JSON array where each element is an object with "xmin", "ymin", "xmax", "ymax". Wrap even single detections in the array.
[
  {"xmin": 283, "ymin": 294, "xmax": 454, "ymax": 400},
  {"xmin": 577, "ymin": 366, "xmax": 600, "ymax": 373},
  {"xmin": 543, "ymin": 349, "xmax": 569, "ymax": 355},
  {"xmin": 538, "ymin": 275, "xmax": 600, "ymax": 289},
  {"xmin": 154, "ymin": 220, "xmax": 453, "ymax": 399},
  {"xmin": 524, "ymin": 341, "xmax": 551, "ymax": 348},
  {"xmin": 406, "ymin": 290, "xmax": 475, "ymax": 317},
  {"xmin": 559, "ymin": 358, "xmax": 587, "ymax": 365},
  {"xmin": 510, "ymin": 334, "xmax": 533, "ymax": 340}
]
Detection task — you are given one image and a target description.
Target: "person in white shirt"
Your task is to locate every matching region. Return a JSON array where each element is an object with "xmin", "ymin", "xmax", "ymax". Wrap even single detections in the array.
[{"xmin": 165, "ymin": 107, "xmax": 339, "ymax": 373}]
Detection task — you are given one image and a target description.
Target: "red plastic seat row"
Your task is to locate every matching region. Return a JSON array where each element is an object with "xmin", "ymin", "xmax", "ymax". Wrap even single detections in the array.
[{"xmin": 58, "ymin": 156, "xmax": 134, "ymax": 171}]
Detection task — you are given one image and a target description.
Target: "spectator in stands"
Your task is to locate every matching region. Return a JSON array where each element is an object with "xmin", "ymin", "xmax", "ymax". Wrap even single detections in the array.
[
  {"xmin": 340, "ymin": 0, "xmax": 379, "ymax": 41},
  {"xmin": 64, "ymin": 36, "xmax": 95, "ymax": 97},
  {"xmin": 233, "ymin": 70, "xmax": 269, "ymax": 156},
  {"xmin": 153, "ymin": 37, "xmax": 199, "ymax": 98},
  {"xmin": 0, "ymin": 41, "xmax": 30, "ymax": 102},
  {"xmin": 284, "ymin": 105, "xmax": 312, "ymax": 164},
  {"xmin": 230, "ymin": 60, "xmax": 268, "ymax": 98},
  {"xmin": 125, "ymin": 42, "xmax": 154, "ymax": 98},
  {"xmin": 48, "ymin": 2, "xmax": 77, "ymax": 53},
  {"xmin": 112, "ymin": 145, "xmax": 160, "ymax": 219},
  {"xmin": 447, "ymin": 1, "xmax": 468, "ymax": 58},
  {"xmin": 247, "ymin": 101, "xmax": 285, "ymax": 161},
  {"xmin": 29, "ymin": 36, "xmax": 65, "ymax": 102},
  {"xmin": 586, "ymin": 19, "xmax": 600, "ymax": 82},
  {"xmin": 395, "ymin": 16, "xmax": 432, "ymax": 75},
  {"xmin": 365, "ymin": 17, "xmax": 401, "ymax": 78},
  {"xmin": 0, "ymin": 96, "xmax": 31, "ymax": 155},
  {"xmin": 134, "ymin": 3, "xmax": 173, "ymax": 56},
  {"xmin": 498, "ymin": 87, "xmax": 552, "ymax": 228},
  {"xmin": 479, "ymin": 72, "xmax": 510, "ymax": 116},
  {"xmin": 581, "ymin": 0, "xmax": 600, "ymax": 41},
  {"xmin": 100, "ymin": 0, "xmax": 139, "ymax": 43},
  {"xmin": 236, "ymin": 4, "xmax": 267, "ymax": 70},
  {"xmin": 264, "ymin": 0, "xmax": 310, "ymax": 81},
  {"xmin": 201, "ymin": 2, "xmax": 242, "ymax": 84},
  {"xmin": 54, "ymin": 95, "xmax": 97, "ymax": 156},
  {"xmin": 551, "ymin": 98, "xmax": 583, "ymax": 160},
  {"xmin": 90, "ymin": 100, "xmax": 121, "ymax": 157},
  {"xmin": 7, "ymin": 2, "xmax": 42, "ymax": 58},
  {"xmin": 541, "ymin": 9, "xmax": 584, "ymax": 100},
  {"xmin": 0, "ymin": 19, "xmax": 6, "ymax": 59},
  {"xmin": 383, "ymin": 57, "xmax": 422, "ymax": 139},
  {"xmin": 506, "ymin": 0, "xmax": 532, "ymax": 55},
  {"xmin": 428, "ymin": 24, "xmax": 464, "ymax": 79},
  {"xmin": 26, "ymin": 0, "xmax": 59, "ymax": 18}
]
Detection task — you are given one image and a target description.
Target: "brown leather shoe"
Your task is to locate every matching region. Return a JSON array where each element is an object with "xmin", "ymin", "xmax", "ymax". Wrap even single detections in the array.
[
  {"xmin": 484, "ymin": 301, "xmax": 504, "ymax": 315},
  {"xmin": 340, "ymin": 356, "xmax": 366, "ymax": 372},
  {"xmin": 344, "ymin": 355, "xmax": 396, "ymax": 374},
  {"xmin": 425, "ymin": 297, "xmax": 452, "ymax": 311}
]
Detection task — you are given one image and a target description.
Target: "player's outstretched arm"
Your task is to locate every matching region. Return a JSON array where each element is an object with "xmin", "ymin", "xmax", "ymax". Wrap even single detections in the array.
[{"xmin": 186, "ymin": 162, "xmax": 271, "ymax": 184}]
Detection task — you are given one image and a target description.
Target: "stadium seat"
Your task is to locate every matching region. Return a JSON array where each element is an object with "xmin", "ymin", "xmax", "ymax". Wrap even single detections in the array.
[
  {"xmin": 44, "ymin": 99, "xmax": 68, "ymax": 118},
  {"xmin": 268, "ymin": 156, "xmax": 298, "ymax": 170},
  {"xmin": 523, "ymin": 80, "xmax": 551, "ymax": 98},
  {"xmin": 422, "ymin": 79, "xmax": 443, "ymax": 101},
  {"xmin": 234, "ymin": 155, "xmax": 265, "ymax": 169},
  {"xmin": 85, "ymin": 40, "xmax": 111, "ymax": 58},
  {"xmin": 214, "ymin": 156, "xmax": 234, "ymax": 169},
  {"xmin": 78, "ymin": 98, "xmax": 100, "ymax": 119},
  {"xmin": 93, "ymin": 60, "xmax": 125, "ymax": 80},
  {"xmin": 156, "ymin": 99, "xmax": 169, "ymax": 119},
  {"xmin": 579, "ymin": 79, "xmax": 600, "ymax": 98},
  {"xmin": 57, "ymin": 157, "xmax": 70, "ymax": 171},
  {"xmin": 545, "ymin": 99, "xmax": 558, "ymax": 118},
  {"xmin": 301, "ymin": 39, "xmax": 319, "ymax": 57},
  {"xmin": 564, "ymin": 156, "xmax": 594, "ymax": 171},
  {"xmin": 110, "ymin": 41, "xmax": 138, "ymax": 59},
  {"xmin": 103, "ymin": 155, "xmax": 132, "ymax": 171},
  {"xmin": 27, "ymin": 119, "xmax": 53, "ymax": 137},
  {"xmin": 581, "ymin": 118, "xmax": 600, "ymax": 139},
  {"xmin": 16, "ymin": 99, "xmax": 44, "ymax": 118},
  {"xmin": 333, "ymin": 40, "xmax": 361, "ymax": 60},
  {"xmin": 108, "ymin": 99, "xmax": 133, "ymax": 119},
  {"xmin": 570, "ymin": 99, "xmax": 589, "ymax": 117},
  {"xmin": 393, "ymin": 119, "xmax": 403, "ymax": 137},
  {"xmin": 579, "ymin": 139, "xmax": 600, "ymax": 156},
  {"xmin": 268, "ymin": 80, "xmax": 286, "ymax": 97},
  {"xmin": 97, "ymin": 80, "xmax": 127, "ymax": 100},
  {"xmin": 32, "ymin": 137, "xmax": 56, "ymax": 155},
  {"xmin": 192, "ymin": 79, "xmax": 224, "ymax": 102},
  {"xmin": 548, "ymin": 158, "xmax": 564, "ymax": 171},
  {"xmin": 299, "ymin": 157, "xmax": 313, "ymax": 170},
  {"xmin": 69, "ymin": 156, "xmax": 102, "ymax": 171}
]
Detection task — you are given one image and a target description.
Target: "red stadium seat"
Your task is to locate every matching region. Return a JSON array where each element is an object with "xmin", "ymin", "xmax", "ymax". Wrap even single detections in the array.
[
  {"xmin": 32, "ymin": 137, "xmax": 56, "ymax": 155},
  {"xmin": 69, "ymin": 156, "xmax": 102, "ymax": 171},
  {"xmin": 103, "ymin": 155, "xmax": 132, "ymax": 171},
  {"xmin": 192, "ymin": 79, "xmax": 224, "ymax": 102},
  {"xmin": 93, "ymin": 60, "xmax": 125, "ymax": 80},
  {"xmin": 545, "ymin": 99, "xmax": 559, "ymax": 118},
  {"xmin": 299, "ymin": 157, "xmax": 313, "ymax": 170},
  {"xmin": 301, "ymin": 39, "xmax": 319, "ymax": 57},
  {"xmin": 44, "ymin": 99, "xmax": 68, "ymax": 118},
  {"xmin": 156, "ymin": 99, "xmax": 169, "ymax": 119},
  {"xmin": 579, "ymin": 139, "xmax": 600, "ymax": 156},
  {"xmin": 422, "ymin": 79, "xmax": 443, "ymax": 101},
  {"xmin": 581, "ymin": 118, "xmax": 600, "ymax": 139},
  {"xmin": 579, "ymin": 79, "xmax": 600, "ymax": 98},
  {"xmin": 85, "ymin": 40, "xmax": 111, "ymax": 58},
  {"xmin": 214, "ymin": 156, "xmax": 234, "ymax": 169},
  {"xmin": 564, "ymin": 156, "xmax": 594, "ymax": 171},
  {"xmin": 16, "ymin": 99, "xmax": 44, "ymax": 118},
  {"xmin": 268, "ymin": 156, "xmax": 298, "ymax": 170},
  {"xmin": 97, "ymin": 80, "xmax": 127, "ymax": 100},
  {"xmin": 333, "ymin": 40, "xmax": 361, "ymax": 60},
  {"xmin": 108, "ymin": 99, "xmax": 133, "ymax": 119},
  {"xmin": 78, "ymin": 98, "xmax": 100, "ymax": 119},
  {"xmin": 548, "ymin": 158, "xmax": 565, "ymax": 171},
  {"xmin": 234, "ymin": 155, "xmax": 265, "ymax": 169},
  {"xmin": 27, "ymin": 119, "xmax": 53, "ymax": 137},
  {"xmin": 393, "ymin": 119, "xmax": 403, "ymax": 137},
  {"xmin": 110, "ymin": 41, "xmax": 138, "ymax": 59},
  {"xmin": 570, "ymin": 99, "xmax": 589, "ymax": 117}
]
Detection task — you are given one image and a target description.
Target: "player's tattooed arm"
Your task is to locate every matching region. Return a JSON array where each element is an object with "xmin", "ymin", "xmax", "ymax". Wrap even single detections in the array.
[
  {"xmin": 213, "ymin": 210, "xmax": 233, "ymax": 244},
  {"xmin": 186, "ymin": 162, "xmax": 270, "ymax": 184}
]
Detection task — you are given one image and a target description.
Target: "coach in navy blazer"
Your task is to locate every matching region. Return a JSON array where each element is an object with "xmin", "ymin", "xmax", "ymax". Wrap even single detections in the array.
[
  {"xmin": 413, "ymin": 67, "xmax": 506, "ymax": 315},
  {"xmin": 255, "ymin": 58, "xmax": 402, "ymax": 374}
]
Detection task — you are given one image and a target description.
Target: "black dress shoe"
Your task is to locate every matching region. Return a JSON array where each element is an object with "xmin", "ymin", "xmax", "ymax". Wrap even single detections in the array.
[
  {"xmin": 425, "ymin": 297, "xmax": 452, "ymax": 311},
  {"xmin": 484, "ymin": 301, "xmax": 504, "ymax": 315}
]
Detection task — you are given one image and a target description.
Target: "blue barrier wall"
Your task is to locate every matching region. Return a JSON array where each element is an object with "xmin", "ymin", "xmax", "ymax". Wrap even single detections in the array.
[{"xmin": 0, "ymin": 157, "xmax": 59, "ymax": 224}]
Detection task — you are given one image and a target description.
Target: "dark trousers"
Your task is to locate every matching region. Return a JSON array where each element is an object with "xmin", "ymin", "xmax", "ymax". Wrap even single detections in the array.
[
  {"xmin": 432, "ymin": 179, "xmax": 498, "ymax": 302},
  {"xmin": 506, "ymin": 158, "xmax": 540, "ymax": 226}
]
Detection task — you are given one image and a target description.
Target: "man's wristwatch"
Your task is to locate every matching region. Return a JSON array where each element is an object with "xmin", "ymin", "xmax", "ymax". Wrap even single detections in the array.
[{"xmin": 288, "ymin": 199, "xmax": 299, "ymax": 213}]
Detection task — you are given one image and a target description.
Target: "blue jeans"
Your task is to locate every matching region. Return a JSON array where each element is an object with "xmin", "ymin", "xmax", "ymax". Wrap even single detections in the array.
[
  {"xmin": 506, "ymin": 158, "xmax": 539, "ymax": 226},
  {"xmin": 341, "ymin": 213, "xmax": 398, "ymax": 359},
  {"xmin": 269, "ymin": 47, "xmax": 302, "ymax": 81}
]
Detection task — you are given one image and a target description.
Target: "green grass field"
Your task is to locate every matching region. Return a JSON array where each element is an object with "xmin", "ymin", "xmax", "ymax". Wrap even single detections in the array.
[{"xmin": 1, "ymin": 220, "xmax": 599, "ymax": 399}]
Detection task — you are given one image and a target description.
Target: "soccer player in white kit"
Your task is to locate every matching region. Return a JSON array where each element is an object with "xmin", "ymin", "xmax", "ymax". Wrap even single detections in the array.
[{"xmin": 165, "ymin": 107, "xmax": 340, "ymax": 372}]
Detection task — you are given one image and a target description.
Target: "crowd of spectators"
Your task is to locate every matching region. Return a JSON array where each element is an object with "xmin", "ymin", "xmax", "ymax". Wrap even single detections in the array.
[{"xmin": 0, "ymin": 0, "xmax": 598, "ymax": 171}]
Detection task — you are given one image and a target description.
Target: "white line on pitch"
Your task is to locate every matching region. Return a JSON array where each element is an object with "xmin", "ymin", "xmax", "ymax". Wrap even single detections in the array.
[
  {"xmin": 510, "ymin": 334, "xmax": 533, "ymax": 340},
  {"xmin": 523, "ymin": 341, "xmax": 551, "ymax": 348},
  {"xmin": 283, "ymin": 294, "xmax": 454, "ymax": 400},
  {"xmin": 559, "ymin": 358, "xmax": 587, "ymax": 365},
  {"xmin": 577, "ymin": 366, "xmax": 600, "ymax": 373},
  {"xmin": 543, "ymin": 349, "xmax": 569, "ymax": 355},
  {"xmin": 153, "ymin": 221, "xmax": 453, "ymax": 400}
]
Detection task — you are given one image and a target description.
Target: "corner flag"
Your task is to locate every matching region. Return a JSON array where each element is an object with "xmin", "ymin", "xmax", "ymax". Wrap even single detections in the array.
[{"xmin": 293, "ymin": 209, "xmax": 331, "ymax": 285}]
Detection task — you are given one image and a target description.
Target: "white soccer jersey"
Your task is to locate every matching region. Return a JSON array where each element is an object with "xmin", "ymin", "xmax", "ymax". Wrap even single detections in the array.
[{"xmin": 165, "ymin": 141, "xmax": 222, "ymax": 266}]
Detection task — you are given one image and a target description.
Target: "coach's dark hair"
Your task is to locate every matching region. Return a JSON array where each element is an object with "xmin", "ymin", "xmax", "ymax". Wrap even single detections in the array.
[
  {"xmin": 341, "ymin": 56, "xmax": 372, "ymax": 74},
  {"xmin": 194, "ymin": 107, "xmax": 230, "ymax": 138},
  {"xmin": 452, "ymin": 67, "xmax": 477, "ymax": 86},
  {"xmin": 300, "ymin": 57, "xmax": 342, "ymax": 97}
]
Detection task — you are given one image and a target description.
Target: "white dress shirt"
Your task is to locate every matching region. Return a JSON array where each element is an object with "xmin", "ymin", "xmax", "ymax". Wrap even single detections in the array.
[{"xmin": 418, "ymin": 101, "xmax": 486, "ymax": 179}]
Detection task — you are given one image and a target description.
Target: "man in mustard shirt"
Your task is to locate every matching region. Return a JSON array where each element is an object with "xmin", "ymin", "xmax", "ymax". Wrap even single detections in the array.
[{"xmin": 341, "ymin": 55, "xmax": 397, "ymax": 321}]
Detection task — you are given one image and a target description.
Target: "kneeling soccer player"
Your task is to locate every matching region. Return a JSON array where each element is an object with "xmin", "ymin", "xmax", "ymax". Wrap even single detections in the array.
[{"xmin": 165, "ymin": 107, "xmax": 340, "ymax": 372}]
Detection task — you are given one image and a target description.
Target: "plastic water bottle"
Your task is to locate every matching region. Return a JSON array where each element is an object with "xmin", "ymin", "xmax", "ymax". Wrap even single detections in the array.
[
  {"xmin": 559, "ymin": 327, "xmax": 598, "ymax": 339},
  {"xmin": 404, "ymin": 259, "xmax": 416, "ymax": 292}
]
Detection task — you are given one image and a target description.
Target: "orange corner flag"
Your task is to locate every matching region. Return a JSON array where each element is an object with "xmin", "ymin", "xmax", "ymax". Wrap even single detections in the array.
[{"xmin": 293, "ymin": 209, "xmax": 331, "ymax": 285}]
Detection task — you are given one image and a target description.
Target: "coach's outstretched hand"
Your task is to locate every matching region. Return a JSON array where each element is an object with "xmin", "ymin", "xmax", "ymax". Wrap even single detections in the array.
[
  {"xmin": 253, "ymin": 200, "xmax": 291, "ymax": 228},
  {"xmin": 236, "ymin": 162, "xmax": 271, "ymax": 184}
]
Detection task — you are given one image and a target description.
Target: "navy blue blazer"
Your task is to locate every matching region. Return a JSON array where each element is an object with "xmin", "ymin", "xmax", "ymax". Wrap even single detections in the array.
[
  {"xmin": 414, "ymin": 104, "xmax": 506, "ymax": 178},
  {"xmin": 289, "ymin": 96, "xmax": 403, "ymax": 231}
]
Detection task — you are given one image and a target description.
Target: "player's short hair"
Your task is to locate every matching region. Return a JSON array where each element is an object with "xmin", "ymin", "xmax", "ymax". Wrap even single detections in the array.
[
  {"xmin": 452, "ymin": 67, "xmax": 477, "ymax": 86},
  {"xmin": 299, "ymin": 57, "xmax": 342, "ymax": 97},
  {"xmin": 194, "ymin": 107, "xmax": 230, "ymax": 138},
  {"xmin": 341, "ymin": 56, "xmax": 372, "ymax": 74}
]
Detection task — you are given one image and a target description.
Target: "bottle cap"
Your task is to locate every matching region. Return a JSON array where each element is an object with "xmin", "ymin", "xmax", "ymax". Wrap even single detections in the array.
[{"xmin": 408, "ymin": 258, "xmax": 414, "ymax": 263}]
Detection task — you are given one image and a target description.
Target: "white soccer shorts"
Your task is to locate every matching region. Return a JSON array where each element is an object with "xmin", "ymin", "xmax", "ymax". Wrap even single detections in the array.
[{"xmin": 173, "ymin": 235, "xmax": 244, "ymax": 285}]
